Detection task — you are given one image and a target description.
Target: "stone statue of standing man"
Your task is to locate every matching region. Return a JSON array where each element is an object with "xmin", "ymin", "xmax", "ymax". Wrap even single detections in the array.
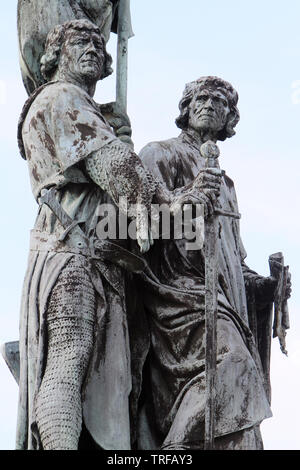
[
  {"xmin": 16, "ymin": 17, "xmax": 172, "ymax": 450},
  {"xmin": 9, "ymin": 1, "xmax": 292, "ymax": 452},
  {"xmin": 134, "ymin": 76, "xmax": 291, "ymax": 450}
]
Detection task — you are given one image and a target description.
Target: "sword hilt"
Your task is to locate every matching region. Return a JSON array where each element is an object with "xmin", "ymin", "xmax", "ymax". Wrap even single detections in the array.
[
  {"xmin": 201, "ymin": 140, "xmax": 220, "ymax": 169},
  {"xmin": 39, "ymin": 187, "xmax": 73, "ymax": 229},
  {"xmin": 200, "ymin": 141, "xmax": 241, "ymax": 220},
  {"xmin": 38, "ymin": 187, "xmax": 89, "ymax": 245}
]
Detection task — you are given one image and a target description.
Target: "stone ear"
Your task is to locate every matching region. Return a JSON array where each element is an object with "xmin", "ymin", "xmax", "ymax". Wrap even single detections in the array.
[
  {"xmin": 226, "ymin": 112, "xmax": 236, "ymax": 137},
  {"xmin": 175, "ymin": 97, "xmax": 191, "ymax": 130},
  {"xmin": 225, "ymin": 110, "xmax": 240, "ymax": 138}
]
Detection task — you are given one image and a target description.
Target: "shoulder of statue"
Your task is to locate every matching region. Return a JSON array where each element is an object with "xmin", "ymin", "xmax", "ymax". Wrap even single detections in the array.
[
  {"xmin": 141, "ymin": 136, "xmax": 181, "ymax": 156},
  {"xmin": 17, "ymin": 81, "xmax": 58, "ymax": 160},
  {"xmin": 139, "ymin": 137, "xmax": 184, "ymax": 190},
  {"xmin": 49, "ymin": 81, "xmax": 101, "ymax": 115},
  {"xmin": 18, "ymin": 81, "xmax": 93, "ymax": 160},
  {"xmin": 43, "ymin": 81, "xmax": 91, "ymax": 102}
]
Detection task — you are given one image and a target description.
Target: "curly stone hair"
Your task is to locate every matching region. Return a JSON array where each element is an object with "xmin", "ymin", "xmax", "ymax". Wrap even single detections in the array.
[
  {"xmin": 175, "ymin": 76, "xmax": 240, "ymax": 141},
  {"xmin": 40, "ymin": 19, "xmax": 113, "ymax": 82}
]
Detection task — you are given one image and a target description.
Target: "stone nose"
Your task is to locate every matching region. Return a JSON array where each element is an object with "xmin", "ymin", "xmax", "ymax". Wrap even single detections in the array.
[
  {"xmin": 85, "ymin": 39, "xmax": 98, "ymax": 54},
  {"xmin": 203, "ymin": 97, "xmax": 214, "ymax": 109}
]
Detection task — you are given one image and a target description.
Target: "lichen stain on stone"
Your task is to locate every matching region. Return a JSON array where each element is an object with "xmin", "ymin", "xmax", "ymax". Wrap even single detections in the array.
[
  {"xmin": 30, "ymin": 116, "xmax": 38, "ymax": 130},
  {"xmin": 43, "ymin": 133, "xmax": 56, "ymax": 157},
  {"xmin": 36, "ymin": 110, "xmax": 46, "ymax": 125},
  {"xmin": 25, "ymin": 145, "xmax": 32, "ymax": 161},
  {"xmin": 32, "ymin": 164, "xmax": 40, "ymax": 182},
  {"xmin": 75, "ymin": 123, "xmax": 97, "ymax": 141},
  {"xmin": 67, "ymin": 110, "xmax": 79, "ymax": 122}
]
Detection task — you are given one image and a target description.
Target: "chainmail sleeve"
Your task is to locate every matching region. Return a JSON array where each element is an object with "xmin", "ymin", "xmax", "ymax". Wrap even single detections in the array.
[
  {"xmin": 85, "ymin": 140, "xmax": 157, "ymax": 208},
  {"xmin": 85, "ymin": 140, "xmax": 158, "ymax": 252}
]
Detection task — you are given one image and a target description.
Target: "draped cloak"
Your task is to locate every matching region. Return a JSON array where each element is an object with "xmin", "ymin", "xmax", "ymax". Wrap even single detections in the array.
[
  {"xmin": 16, "ymin": 81, "xmax": 135, "ymax": 450},
  {"xmin": 136, "ymin": 131, "xmax": 272, "ymax": 449}
]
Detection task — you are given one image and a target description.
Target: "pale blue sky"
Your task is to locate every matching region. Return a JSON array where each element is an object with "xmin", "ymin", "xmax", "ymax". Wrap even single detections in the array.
[{"xmin": 0, "ymin": 0, "xmax": 299, "ymax": 450}]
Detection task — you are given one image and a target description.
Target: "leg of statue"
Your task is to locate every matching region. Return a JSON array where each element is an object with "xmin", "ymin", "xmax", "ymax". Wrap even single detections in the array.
[{"xmin": 35, "ymin": 257, "xmax": 96, "ymax": 450}]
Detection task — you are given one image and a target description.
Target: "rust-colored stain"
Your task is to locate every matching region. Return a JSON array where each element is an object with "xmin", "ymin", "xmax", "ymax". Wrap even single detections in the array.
[
  {"xmin": 31, "ymin": 164, "xmax": 40, "ymax": 182},
  {"xmin": 67, "ymin": 110, "xmax": 79, "ymax": 122},
  {"xmin": 36, "ymin": 110, "xmax": 46, "ymax": 125},
  {"xmin": 43, "ymin": 133, "xmax": 56, "ymax": 157},
  {"xmin": 25, "ymin": 145, "xmax": 32, "ymax": 161},
  {"xmin": 30, "ymin": 116, "xmax": 38, "ymax": 130},
  {"xmin": 75, "ymin": 123, "xmax": 97, "ymax": 141}
]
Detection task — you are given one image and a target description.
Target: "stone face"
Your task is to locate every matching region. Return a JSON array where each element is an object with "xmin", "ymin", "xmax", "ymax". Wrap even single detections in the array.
[{"xmin": 17, "ymin": 0, "xmax": 119, "ymax": 94}]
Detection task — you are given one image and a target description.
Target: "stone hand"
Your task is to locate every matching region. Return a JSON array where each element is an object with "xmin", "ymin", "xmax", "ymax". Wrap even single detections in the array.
[
  {"xmin": 99, "ymin": 101, "xmax": 133, "ymax": 147},
  {"xmin": 193, "ymin": 168, "xmax": 222, "ymax": 195},
  {"xmin": 255, "ymin": 276, "xmax": 278, "ymax": 303},
  {"xmin": 191, "ymin": 168, "xmax": 223, "ymax": 217},
  {"xmin": 254, "ymin": 274, "xmax": 293, "ymax": 304},
  {"xmin": 170, "ymin": 188, "xmax": 216, "ymax": 219}
]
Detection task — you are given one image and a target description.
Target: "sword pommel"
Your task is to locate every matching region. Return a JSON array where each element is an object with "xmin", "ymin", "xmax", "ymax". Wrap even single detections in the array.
[{"xmin": 201, "ymin": 141, "xmax": 220, "ymax": 168}]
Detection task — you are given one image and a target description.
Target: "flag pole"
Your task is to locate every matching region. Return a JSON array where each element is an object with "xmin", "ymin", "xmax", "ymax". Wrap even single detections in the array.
[{"xmin": 116, "ymin": 0, "xmax": 134, "ymax": 112}]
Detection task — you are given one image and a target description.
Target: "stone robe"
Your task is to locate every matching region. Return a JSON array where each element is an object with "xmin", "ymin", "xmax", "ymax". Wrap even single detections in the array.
[
  {"xmin": 16, "ymin": 80, "xmax": 135, "ymax": 450},
  {"xmin": 136, "ymin": 130, "xmax": 272, "ymax": 449}
]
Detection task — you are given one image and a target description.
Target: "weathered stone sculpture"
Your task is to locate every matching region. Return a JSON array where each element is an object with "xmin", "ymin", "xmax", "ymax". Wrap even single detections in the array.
[
  {"xmin": 134, "ymin": 76, "xmax": 291, "ymax": 450},
  {"xmin": 5, "ymin": 2, "xmax": 291, "ymax": 453},
  {"xmin": 16, "ymin": 18, "xmax": 172, "ymax": 450}
]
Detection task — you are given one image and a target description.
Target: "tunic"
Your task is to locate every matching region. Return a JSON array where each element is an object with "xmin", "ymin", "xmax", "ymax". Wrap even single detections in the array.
[
  {"xmin": 16, "ymin": 81, "xmax": 134, "ymax": 450},
  {"xmin": 137, "ymin": 130, "xmax": 272, "ymax": 449}
]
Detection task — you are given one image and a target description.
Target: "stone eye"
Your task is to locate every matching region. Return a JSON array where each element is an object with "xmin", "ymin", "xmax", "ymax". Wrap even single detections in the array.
[{"xmin": 76, "ymin": 38, "xmax": 88, "ymax": 46}]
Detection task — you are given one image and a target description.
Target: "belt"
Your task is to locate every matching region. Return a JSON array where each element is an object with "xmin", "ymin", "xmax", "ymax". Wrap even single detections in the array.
[{"xmin": 30, "ymin": 230, "xmax": 146, "ymax": 274}]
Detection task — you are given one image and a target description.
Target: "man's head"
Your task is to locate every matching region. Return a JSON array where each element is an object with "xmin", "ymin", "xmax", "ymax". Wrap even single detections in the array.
[
  {"xmin": 40, "ymin": 19, "xmax": 113, "ymax": 84},
  {"xmin": 175, "ymin": 76, "xmax": 240, "ymax": 141}
]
